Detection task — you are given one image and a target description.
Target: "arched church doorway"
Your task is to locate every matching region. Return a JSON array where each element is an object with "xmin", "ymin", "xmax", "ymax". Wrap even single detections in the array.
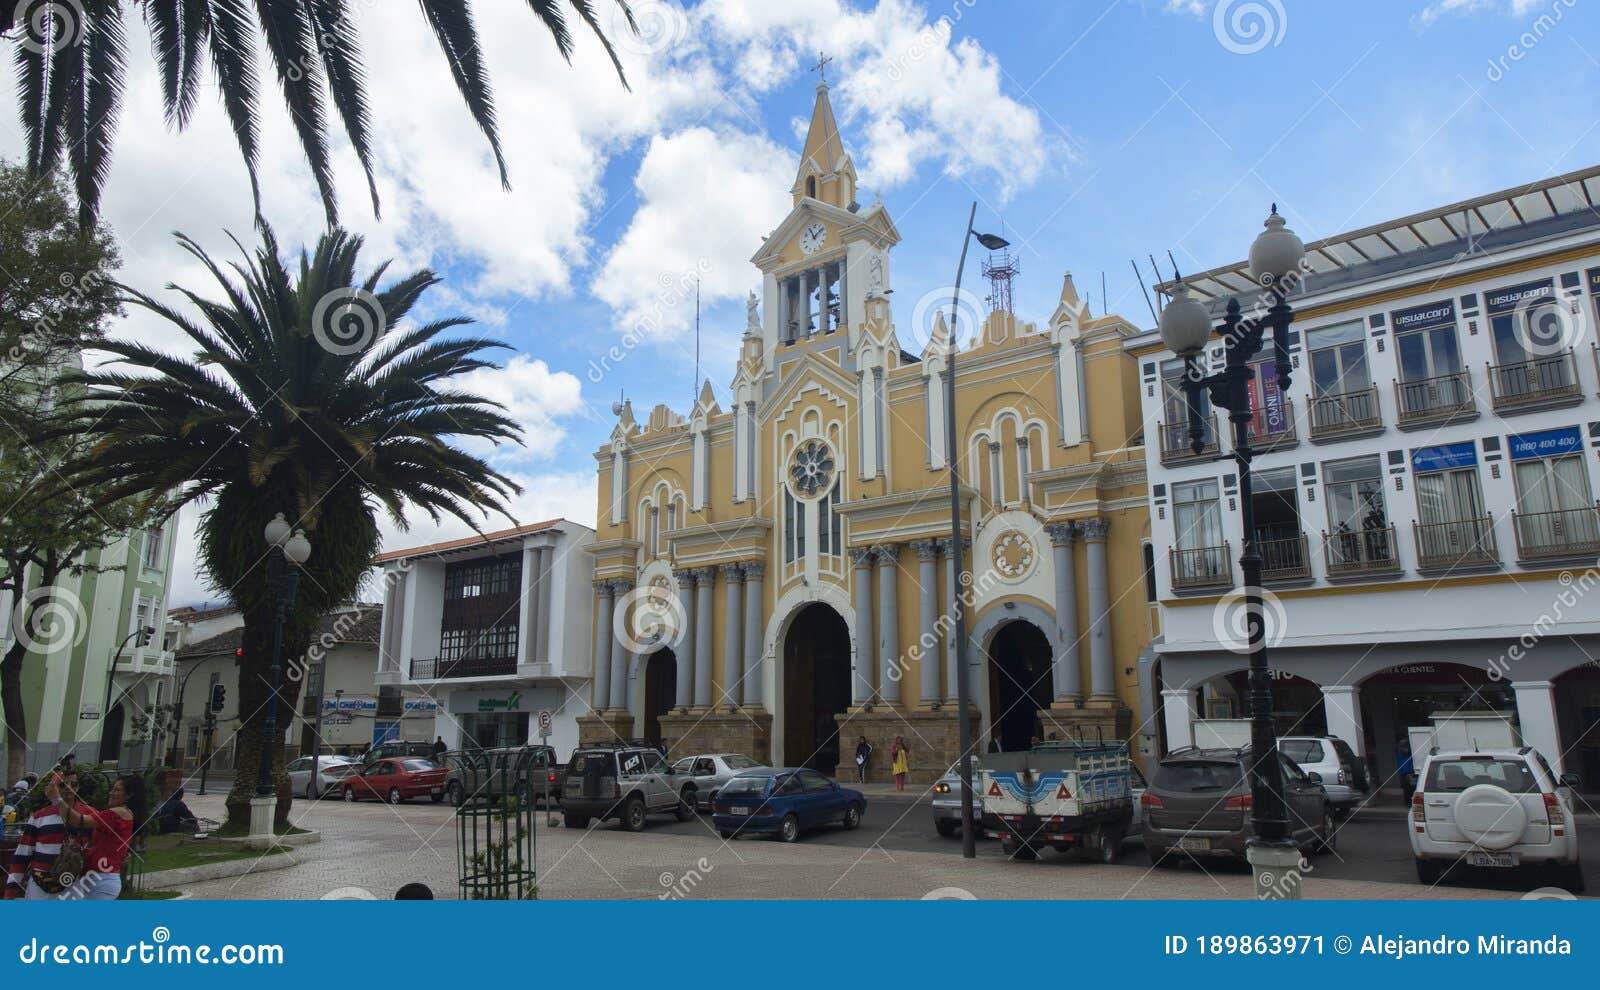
[
  {"xmin": 642, "ymin": 649, "xmax": 677, "ymax": 747},
  {"xmin": 98, "ymin": 700, "xmax": 126, "ymax": 764},
  {"xmin": 987, "ymin": 621, "xmax": 1052, "ymax": 753},
  {"xmin": 782, "ymin": 603, "xmax": 851, "ymax": 774}
]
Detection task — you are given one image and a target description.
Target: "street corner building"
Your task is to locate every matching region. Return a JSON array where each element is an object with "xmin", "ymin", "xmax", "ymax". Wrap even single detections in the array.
[
  {"xmin": 1129, "ymin": 165, "xmax": 1600, "ymax": 795},
  {"xmin": 581, "ymin": 80, "xmax": 1154, "ymax": 783},
  {"xmin": 372, "ymin": 519, "xmax": 597, "ymax": 757}
]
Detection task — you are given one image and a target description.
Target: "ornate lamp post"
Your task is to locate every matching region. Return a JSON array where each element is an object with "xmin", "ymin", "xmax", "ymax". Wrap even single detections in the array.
[
  {"xmin": 257, "ymin": 513, "xmax": 312, "ymax": 799},
  {"xmin": 1158, "ymin": 206, "xmax": 1306, "ymax": 899},
  {"xmin": 944, "ymin": 201, "xmax": 1010, "ymax": 860}
]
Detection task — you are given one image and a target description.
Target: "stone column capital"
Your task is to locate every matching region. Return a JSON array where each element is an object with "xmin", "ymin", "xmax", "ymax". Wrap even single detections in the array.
[
  {"xmin": 910, "ymin": 539, "xmax": 940, "ymax": 562},
  {"xmin": 719, "ymin": 562, "xmax": 745, "ymax": 582},
  {"xmin": 741, "ymin": 560, "xmax": 766, "ymax": 581},
  {"xmin": 873, "ymin": 543, "xmax": 902, "ymax": 564},
  {"xmin": 1045, "ymin": 521, "xmax": 1079, "ymax": 547},
  {"xmin": 689, "ymin": 566, "xmax": 717, "ymax": 585},
  {"xmin": 611, "ymin": 579, "xmax": 635, "ymax": 594},
  {"xmin": 1079, "ymin": 517, "xmax": 1111, "ymax": 542},
  {"xmin": 673, "ymin": 567, "xmax": 697, "ymax": 587},
  {"xmin": 849, "ymin": 546, "xmax": 876, "ymax": 568},
  {"xmin": 593, "ymin": 579, "xmax": 613, "ymax": 595}
]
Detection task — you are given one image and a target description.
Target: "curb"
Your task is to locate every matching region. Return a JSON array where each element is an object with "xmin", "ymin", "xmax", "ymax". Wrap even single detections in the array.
[
  {"xmin": 143, "ymin": 849, "xmax": 296, "ymax": 889},
  {"xmin": 210, "ymin": 828, "xmax": 323, "ymax": 852}
]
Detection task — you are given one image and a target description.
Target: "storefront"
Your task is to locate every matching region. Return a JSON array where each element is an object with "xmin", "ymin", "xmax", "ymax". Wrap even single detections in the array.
[{"xmin": 440, "ymin": 685, "xmax": 582, "ymax": 756}]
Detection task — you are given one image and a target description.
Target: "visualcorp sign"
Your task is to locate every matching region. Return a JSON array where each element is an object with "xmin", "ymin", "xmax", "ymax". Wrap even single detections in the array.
[
  {"xmin": 1484, "ymin": 278, "xmax": 1555, "ymax": 315},
  {"xmin": 1411, "ymin": 441, "xmax": 1477, "ymax": 474},
  {"xmin": 1509, "ymin": 426, "xmax": 1583, "ymax": 461},
  {"xmin": 1390, "ymin": 299, "xmax": 1455, "ymax": 332}
]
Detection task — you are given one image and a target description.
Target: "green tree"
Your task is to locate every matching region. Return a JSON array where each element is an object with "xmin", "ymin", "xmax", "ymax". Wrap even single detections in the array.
[
  {"xmin": 60, "ymin": 224, "xmax": 523, "ymax": 828},
  {"xmin": 0, "ymin": 160, "xmax": 139, "ymax": 785},
  {"xmin": 3, "ymin": 0, "xmax": 637, "ymax": 228}
]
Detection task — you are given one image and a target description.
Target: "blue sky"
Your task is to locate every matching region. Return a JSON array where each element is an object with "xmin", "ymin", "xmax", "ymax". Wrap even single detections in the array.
[{"xmin": 4, "ymin": 0, "xmax": 1592, "ymax": 606}]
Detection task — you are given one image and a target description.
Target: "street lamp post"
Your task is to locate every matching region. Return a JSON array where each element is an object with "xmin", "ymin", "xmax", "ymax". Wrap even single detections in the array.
[
  {"xmin": 943, "ymin": 201, "xmax": 1011, "ymax": 860},
  {"xmin": 100, "ymin": 624, "xmax": 154, "ymax": 764},
  {"xmin": 257, "ymin": 513, "xmax": 312, "ymax": 800},
  {"xmin": 1159, "ymin": 206, "xmax": 1306, "ymax": 899}
]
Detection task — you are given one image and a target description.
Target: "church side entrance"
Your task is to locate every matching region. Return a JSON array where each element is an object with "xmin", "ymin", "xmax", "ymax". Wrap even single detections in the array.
[
  {"xmin": 782, "ymin": 603, "xmax": 851, "ymax": 774},
  {"xmin": 987, "ymin": 620, "xmax": 1053, "ymax": 753}
]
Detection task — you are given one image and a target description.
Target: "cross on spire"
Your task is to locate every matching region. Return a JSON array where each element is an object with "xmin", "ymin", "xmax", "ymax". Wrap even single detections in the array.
[{"xmin": 810, "ymin": 50, "xmax": 832, "ymax": 84}]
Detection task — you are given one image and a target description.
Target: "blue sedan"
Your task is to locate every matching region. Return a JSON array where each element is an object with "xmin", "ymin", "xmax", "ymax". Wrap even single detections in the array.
[{"xmin": 712, "ymin": 768, "xmax": 866, "ymax": 842}]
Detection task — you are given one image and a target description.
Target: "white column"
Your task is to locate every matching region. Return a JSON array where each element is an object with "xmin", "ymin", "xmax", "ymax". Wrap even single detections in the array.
[
  {"xmin": 912, "ymin": 540, "xmax": 941, "ymax": 707},
  {"xmin": 536, "ymin": 540, "xmax": 555, "ymax": 662},
  {"xmin": 850, "ymin": 548, "xmax": 874, "ymax": 707},
  {"xmin": 520, "ymin": 549, "xmax": 539, "ymax": 666},
  {"xmin": 693, "ymin": 568, "xmax": 714, "ymax": 709},
  {"xmin": 1045, "ymin": 522, "xmax": 1082, "ymax": 703},
  {"xmin": 721, "ymin": 564, "xmax": 744, "ymax": 710},
  {"xmin": 592, "ymin": 582, "xmax": 614, "ymax": 711},
  {"xmin": 875, "ymin": 544, "xmax": 901, "ymax": 707},
  {"xmin": 608, "ymin": 580, "xmax": 632, "ymax": 711},
  {"xmin": 1513, "ymin": 680, "xmax": 1564, "ymax": 774},
  {"xmin": 1321, "ymin": 685, "xmax": 1365, "ymax": 759},
  {"xmin": 742, "ymin": 562, "xmax": 765, "ymax": 709},
  {"xmin": 1162, "ymin": 687, "xmax": 1197, "ymax": 753},
  {"xmin": 1081, "ymin": 517, "xmax": 1115, "ymax": 701},
  {"xmin": 674, "ymin": 570, "xmax": 695, "ymax": 712}
]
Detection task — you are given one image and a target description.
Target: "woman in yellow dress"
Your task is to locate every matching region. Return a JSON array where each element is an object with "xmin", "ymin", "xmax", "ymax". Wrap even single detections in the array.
[{"xmin": 890, "ymin": 736, "xmax": 910, "ymax": 792}]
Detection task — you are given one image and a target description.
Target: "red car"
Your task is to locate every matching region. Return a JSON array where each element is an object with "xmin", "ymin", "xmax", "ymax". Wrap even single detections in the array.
[{"xmin": 341, "ymin": 758, "xmax": 448, "ymax": 804}]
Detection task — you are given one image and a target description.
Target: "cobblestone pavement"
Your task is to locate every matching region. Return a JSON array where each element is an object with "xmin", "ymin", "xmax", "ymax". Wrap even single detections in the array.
[{"xmin": 173, "ymin": 792, "xmax": 1516, "ymax": 901}]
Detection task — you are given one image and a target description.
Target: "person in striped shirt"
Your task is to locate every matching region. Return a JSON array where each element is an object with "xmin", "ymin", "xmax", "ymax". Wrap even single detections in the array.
[{"xmin": 4, "ymin": 767, "xmax": 92, "ymax": 900}]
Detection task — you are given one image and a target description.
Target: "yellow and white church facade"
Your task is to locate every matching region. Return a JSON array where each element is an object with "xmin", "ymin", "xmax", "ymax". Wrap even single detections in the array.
[{"xmin": 582, "ymin": 81, "xmax": 1155, "ymax": 782}]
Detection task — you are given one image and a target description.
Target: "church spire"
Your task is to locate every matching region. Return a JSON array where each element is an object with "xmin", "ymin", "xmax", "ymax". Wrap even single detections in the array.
[{"xmin": 792, "ymin": 58, "xmax": 856, "ymax": 210}]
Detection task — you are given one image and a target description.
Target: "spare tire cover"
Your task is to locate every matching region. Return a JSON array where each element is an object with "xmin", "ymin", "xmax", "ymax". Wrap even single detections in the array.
[{"xmin": 1453, "ymin": 784, "xmax": 1527, "ymax": 851}]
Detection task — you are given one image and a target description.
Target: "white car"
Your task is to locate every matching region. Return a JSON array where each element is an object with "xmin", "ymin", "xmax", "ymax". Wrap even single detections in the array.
[
  {"xmin": 670, "ymin": 753, "xmax": 769, "ymax": 810},
  {"xmin": 1410, "ymin": 748, "xmax": 1584, "ymax": 892},
  {"xmin": 286, "ymin": 755, "xmax": 358, "ymax": 798}
]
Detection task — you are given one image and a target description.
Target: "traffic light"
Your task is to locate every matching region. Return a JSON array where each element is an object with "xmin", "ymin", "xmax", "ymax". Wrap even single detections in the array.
[{"xmin": 209, "ymin": 683, "xmax": 226, "ymax": 713}]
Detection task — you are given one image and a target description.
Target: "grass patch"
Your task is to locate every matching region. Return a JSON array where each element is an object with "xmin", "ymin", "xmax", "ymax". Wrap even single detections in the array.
[
  {"xmin": 209, "ymin": 821, "xmax": 312, "ymax": 839},
  {"xmin": 138, "ymin": 834, "xmax": 285, "ymax": 873}
]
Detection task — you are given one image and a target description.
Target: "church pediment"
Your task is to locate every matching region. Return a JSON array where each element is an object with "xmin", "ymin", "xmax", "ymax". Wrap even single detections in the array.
[{"xmin": 759, "ymin": 349, "xmax": 856, "ymax": 422}]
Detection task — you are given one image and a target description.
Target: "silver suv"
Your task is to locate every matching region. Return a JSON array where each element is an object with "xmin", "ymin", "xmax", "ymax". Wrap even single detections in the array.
[
  {"xmin": 562, "ymin": 746, "xmax": 696, "ymax": 831},
  {"xmin": 1278, "ymin": 736, "xmax": 1369, "ymax": 812}
]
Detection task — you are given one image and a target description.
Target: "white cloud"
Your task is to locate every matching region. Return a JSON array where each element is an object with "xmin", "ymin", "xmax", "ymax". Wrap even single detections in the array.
[
  {"xmin": 593, "ymin": 127, "xmax": 793, "ymax": 339},
  {"xmin": 453, "ymin": 355, "xmax": 588, "ymax": 460},
  {"xmin": 1163, "ymin": 1, "xmax": 1208, "ymax": 15},
  {"xmin": 1415, "ymin": 0, "xmax": 1546, "ymax": 27}
]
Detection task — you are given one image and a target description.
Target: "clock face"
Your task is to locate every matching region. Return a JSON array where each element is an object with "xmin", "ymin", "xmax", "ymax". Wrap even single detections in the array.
[{"xmin": 799, "ymin": 223, "xmax": 827, "ymax": 255}]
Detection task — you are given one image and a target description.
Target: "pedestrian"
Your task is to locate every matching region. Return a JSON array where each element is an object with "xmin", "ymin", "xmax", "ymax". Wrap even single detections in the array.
[
  {"xmin": 151, "ymin": 775, "xmax": 197, "ymax": 834},
  {"xmin": 987, "ymin": 736, "xmax": 1001, "ymax": 755},
  {"xmin": 853, "ymin": 736, "xmax": 872, "ymax": 783},
  {"xmin": 890, "ymin": 736, "xmax": 910, "ymax": 792},
  {"xmin": 1395, "ymin": 738, "xmax": 1416, "ymax": 805},
  {"xmin": 48, "ymin": 772, "xmax": 146, "ymax": 900},
  {"xmin": 4, "ymin": 768, "xmax": 92, "ymax": 900},
  {"xmin": 395, "ymin": 882, "xmax": 434, "ymax": 899},
  {"xmin": 431, "ymin": 735, "xmax": 448, "ymax": 764}
]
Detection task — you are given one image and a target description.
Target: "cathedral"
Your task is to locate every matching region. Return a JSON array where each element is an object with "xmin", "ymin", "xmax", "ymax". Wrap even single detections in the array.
[{"xmin": 581, "ymin": 79, "xmax": 1153, "ymax": 782}]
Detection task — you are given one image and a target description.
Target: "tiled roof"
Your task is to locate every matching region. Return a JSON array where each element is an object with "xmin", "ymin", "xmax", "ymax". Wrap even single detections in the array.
[
  {"xmin": 175, "ymin": 607, "xmax": 382, "ymax": 659},
  {"xmin": 373, "ymin": 519, "xmax": 564, "ymax": 563}
]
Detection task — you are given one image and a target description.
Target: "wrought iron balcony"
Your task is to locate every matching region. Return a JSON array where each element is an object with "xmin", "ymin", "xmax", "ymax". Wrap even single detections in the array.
[
  {"xmin": 1308, "ymin": 385, "xmax": 1382, "ymax": 440},
  {"xmin": 411, "ymin": 656, "xmax": 517, "ymax": 680},
  {"xmin": 1322, "ymin": 525, "xmax": 1401, "ymax": 578},
  {"xmin": 1412, "ymin": 515, "xmax": 1498, "ymax": 571},
  {"xmin": 1245, "ymin": 398, "xmax": 1298, "ymax": 450},
  {"xmin": 1487, "ymin": 351, "xmax": 1582, "ymax": 411},
  {"xmin": 1256, "ymin": 532, "xmax": 1311, "ymax": 582},
  {"xmin": 1511, "ymin": 503, "xmax": 1600, "ymax": 561},
  {"xmin": 1394, "ymin": 370, "xmax": 1476, "ymax": 428},
  {"xmin": 1169, "ymin": 543, "xmax": 1233, "ymax": 592},
  {"xmin": 1158, "ymin": 416, "xmax": 1219, "ymax": 465}
]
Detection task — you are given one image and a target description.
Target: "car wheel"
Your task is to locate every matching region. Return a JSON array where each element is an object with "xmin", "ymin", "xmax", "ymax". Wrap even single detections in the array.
[
  {"xmin": 706, "ymin": 790, "xmax": 718, "ymax": 812},
  {"xmin": 387, "ymin": 787, "xmax": 403, "ymax": 805},
  {"xmin": 1415, "ymin": 858, "xmax": 1441, "ymax": 884},
  {"xmin": 622, "ymin": 797, "xmax": 647, "ymax": 832},
  {"xmin": 1096, "ymin": 825, "xmax": 1121, "ymax": 864},
  {"xmin": 447, "ymin": 782, "xmax": 464, "ymax": 807},
  {"xmin": 842, "ymin": 803, "xmax": 862, "ymax": 830},
  {"xmin": 718, "ymin": 829, "xmax": 735, "ymax": 840},
  {"xmin": 675, "ymin": 789, "xmax": 696, "ymax": 822},
  {"xmin": 564, "ymin": 814, "xmax": 590, "ymax": 829},
  {"xmin": 1315, "ymin": 807, "xmax": 1337, "ymax": 854},
  {"xmin": 776, "ymin": 813, "xmax": 800, "ymax": 843},
  {"xmin": 935, "ymin": 820, "xmax": 959, "ymax": 838},
  {"xmin": 342, "ymin": 787, "xmax": 356, "ymax": 802}
]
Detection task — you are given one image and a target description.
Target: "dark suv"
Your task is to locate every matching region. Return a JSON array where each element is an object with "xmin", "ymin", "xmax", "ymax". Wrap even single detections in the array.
[
  {"xmin": 1141, "ymin": 747, "xmax": 1337, "ymax": 863},
  {"xmin": 561, "ymin": 745, "xmax": 696, "ymax": 831}
]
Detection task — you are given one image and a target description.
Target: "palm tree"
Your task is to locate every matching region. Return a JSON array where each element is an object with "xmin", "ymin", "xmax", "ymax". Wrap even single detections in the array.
[
  {"xmin": 4, "ymin": 0, "xmax": 636, "ymax": 228},
  {"xmin": 60, "ymin": 224, "xmax": 524, "ymax": 829}
]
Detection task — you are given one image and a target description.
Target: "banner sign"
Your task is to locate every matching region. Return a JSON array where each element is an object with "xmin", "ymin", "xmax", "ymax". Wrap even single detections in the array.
[
  {"xmin": 1411, "ymin": 442, "xmax": 1477, "ymax": 473},
  {"xmin": 1484, "ymin": 279, "xmax": 1554, "ymax": 315},
  {"xmin": 1509, "ymin": 426, "xmax": 1583, "ymax": 461},
  {"xmin": 372, "ymin": 720, "xmax": 400, "ymax": 746},
  {"xmin": 1588, "ymin": 267, "xmax": 1600, "ymax": 294},
  {"xmin": 1390, "ymin": 299, "xmax": 1455, "ymax": 331}
]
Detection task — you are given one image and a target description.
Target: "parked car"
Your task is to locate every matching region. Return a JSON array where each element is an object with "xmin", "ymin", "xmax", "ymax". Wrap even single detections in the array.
[
  {"xmin": 442, "ymin": 745, "xmax": 565, "ymax": 808},
  {"xmin": 285, "ymin": 754, "xmax": 358, "ymax": 798},
  {"xmin": 1279, "ymin": 735, "xmax": 1368, "ymax": 813},
  {"xmin": 930, "ymin": 758, "xmax": 982, "ymax": 837},
  {"xmin": 360, "ymin": 740, "xmax": 436, "ymax": 764},
  {"xmin": 712, "ymin": 768, "xmax": 865, "ymax": 842},
  {"xmin": 670, "ymin": 753, "xmax": 768, "ymax": 810},
  {"xmin": 561, "ymin": 745, "xmax": 695, "ymax": 831},
  {"xmin": 1410, "ymin": 748, "xmax": 1583, "ymax": 891},
  {"xmin": 341, "ymin": 757, "xmax": 448, "ymax": 804},
  {"xmin": 1142, "ymin": 747, "xmax": 1336, "ymax": 863}
]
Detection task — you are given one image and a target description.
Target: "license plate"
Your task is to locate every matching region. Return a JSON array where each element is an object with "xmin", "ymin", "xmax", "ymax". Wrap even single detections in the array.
[
  {"xmin": 1176, "ymin": 837, "xmax": 1211, "ymax": 852},
  {"xmin": 1467, "ymin": 851, "xmax": 1514, "ymax": 868},
  {"xmin": 431, "ymin": 787, "xmax": 441, "ymax": 794},
  {"xmin": 732, "ymin": 806, "xmax": 751, "ymax": 816}
]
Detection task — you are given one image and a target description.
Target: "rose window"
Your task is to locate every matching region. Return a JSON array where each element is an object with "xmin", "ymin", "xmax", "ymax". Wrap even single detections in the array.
[
  {"xmin": 789, "ymin": 439, "xmax": 835, "ymax": 497},
  {"xmin": 992, "ymin": 531, "xmax": 1035, "ymax": 579}
]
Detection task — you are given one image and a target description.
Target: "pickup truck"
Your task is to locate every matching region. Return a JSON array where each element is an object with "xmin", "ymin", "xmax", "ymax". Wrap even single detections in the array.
[
  {"xmin": 442, "ymin": 745, "xmax": 565, "ymax": 808},
  {"xmin": 980, "ymin": 741, "xmax": 1135, "ymax": 862}
]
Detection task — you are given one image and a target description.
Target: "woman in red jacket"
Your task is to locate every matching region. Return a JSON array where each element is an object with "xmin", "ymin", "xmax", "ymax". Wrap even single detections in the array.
[{"xmin": 46, "ymin": 773, "xmax": 147, "ymax": 900}]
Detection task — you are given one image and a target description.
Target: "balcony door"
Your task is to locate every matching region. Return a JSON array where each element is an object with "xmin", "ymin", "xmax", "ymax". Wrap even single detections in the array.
[
  {"xmin": 1487, "ymin": 281, "xmax": 1576, "ymax": 398},
  {"xmin": 1251, "ymin": 467, "xmax": 1305, "ymax": 578},
  {"xmin": 1324, "ymin": 456, "xmax": 1391, "ymax": 568},
  {"xmin": 1308, "ymin": 321, "xmax": 1371, "ymax": 396},
  {"xmin": 1513, "ymin": 453, "xmax": 1598, "ymax": 550},
  {"xmin": 1414, "ymin": 466, "xmax": 1486, "ymax": 563},
  {"xmin": 1172, "ymin": 479, "xmax": 1227, "ymax": 585}
]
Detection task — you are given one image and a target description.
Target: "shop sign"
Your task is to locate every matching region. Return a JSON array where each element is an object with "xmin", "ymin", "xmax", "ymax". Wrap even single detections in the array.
[
  {"xmin": 476, "ymin": 691, "xmax": 524, "ymax": 713},
  {"xmin": 1484, "ymin": 279, "xmax": 1554, "ymax": 315},
  {"xmin": 1508, "ymin": 426, "xmax": 1582, "ymax": 461},
  {"xmin": 1410, "ymin": 442, "xmax": 1477, "ymax": 474},
  {"xmin": 1390, "ymin": 299, "xmax": 1455, "ymax": 331}
]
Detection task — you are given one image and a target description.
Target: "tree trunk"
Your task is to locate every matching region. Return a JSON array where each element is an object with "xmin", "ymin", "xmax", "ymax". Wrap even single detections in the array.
[
  {"xmin": 1, "ymin": 638, "xmax": 28, "ymax": 786},
  {"xmin": 221, "ymin": 606, "xmax": 310, "ymax": 832}
]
